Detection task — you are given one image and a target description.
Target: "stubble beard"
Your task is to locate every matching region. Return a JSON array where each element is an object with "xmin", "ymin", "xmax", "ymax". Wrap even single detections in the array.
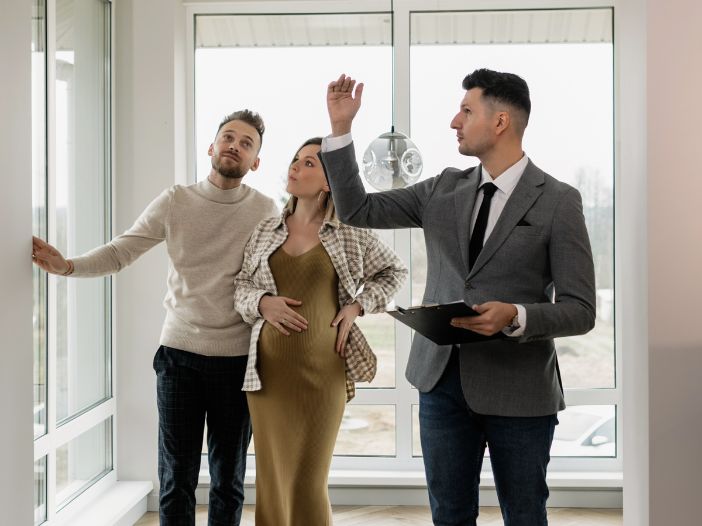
[
  {"xmin": 213, "ymin": 155, "xmax": 246, "ymax": 180},
  {"xmin": 458, "ymin": 138, "xmax": 488, "ymax": 158},
  {"xmin": 458, "ymin": 143, "xmax": 476, "ymax": 157}
]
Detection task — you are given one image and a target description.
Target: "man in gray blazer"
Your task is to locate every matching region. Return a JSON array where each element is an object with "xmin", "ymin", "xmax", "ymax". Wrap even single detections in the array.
[{"xmin": 322, "ymin": 69, "xmax": 596, "ymax": 526}]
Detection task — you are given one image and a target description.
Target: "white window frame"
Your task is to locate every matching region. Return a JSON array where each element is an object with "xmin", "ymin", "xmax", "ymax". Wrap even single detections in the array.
[
  {"xmin": 185, "ymin": 0, "xmax": 621, "ymax": 479},
  {"xmin": 33, "ymin": 0, "xmax": 116, "ymax": 523}
]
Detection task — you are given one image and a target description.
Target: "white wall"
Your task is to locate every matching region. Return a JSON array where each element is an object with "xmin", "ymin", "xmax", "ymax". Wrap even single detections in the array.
[
  {"xmin": 647, "ymin": 0, "xmax": 702, "ymax": 524},
  {"xmin": 112, "ymin": 0, "xmax": 186, "ymax": 495},
  {"xmin": 0, "ymin": 0, "xmax": 34, "ymax": 523}
]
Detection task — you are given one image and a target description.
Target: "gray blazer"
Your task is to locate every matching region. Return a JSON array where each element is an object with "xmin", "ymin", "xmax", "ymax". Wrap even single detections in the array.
[{"xmin": 321, "ymin": 142, "xmax": 596, "ymax": 417}]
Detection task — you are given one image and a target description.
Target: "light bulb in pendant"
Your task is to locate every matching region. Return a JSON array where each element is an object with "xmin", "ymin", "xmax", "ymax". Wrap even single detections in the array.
[{"xmin": 362, "ymin": 131, "xmax": 423, "ymax": 191}]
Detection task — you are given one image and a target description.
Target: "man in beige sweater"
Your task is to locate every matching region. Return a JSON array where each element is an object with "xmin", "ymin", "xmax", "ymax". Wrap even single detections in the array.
[{"xmin": 32, "ymin": 110, "xmax": 279, "ymax": 526}]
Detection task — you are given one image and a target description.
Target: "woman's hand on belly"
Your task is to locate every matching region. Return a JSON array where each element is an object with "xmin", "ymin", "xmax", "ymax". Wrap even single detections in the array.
[
  {"xmin": 331, "ymin": 302, "xmax": 363, "ymax": 357},
  {"xmin": 259, "ymin": 295, "xmax": 309, "ymax": 336}
]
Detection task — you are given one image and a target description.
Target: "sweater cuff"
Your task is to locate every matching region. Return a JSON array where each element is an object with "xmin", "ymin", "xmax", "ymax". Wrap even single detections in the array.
[
  {"xmin": 353, "ymin": 294, "xmax": 375, "ymax": 316},
  {"xmin": 253, "ymin": 291, "xmax": 273, "ymax": 321}
]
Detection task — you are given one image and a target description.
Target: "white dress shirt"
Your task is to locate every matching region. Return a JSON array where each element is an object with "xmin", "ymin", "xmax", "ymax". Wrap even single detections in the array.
[
  {"xmin": 471, "ymin": 158, "xmax": 529, "ymax": 336},
  {"xmin": 471, "ymin": 157, "xmax": 529, "ymax": 237}
]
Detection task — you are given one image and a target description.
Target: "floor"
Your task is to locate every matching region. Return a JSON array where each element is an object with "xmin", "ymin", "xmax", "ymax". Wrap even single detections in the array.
[{"xmin": 135, "ymin": 505, "xmax": 623, "ymax": 525}]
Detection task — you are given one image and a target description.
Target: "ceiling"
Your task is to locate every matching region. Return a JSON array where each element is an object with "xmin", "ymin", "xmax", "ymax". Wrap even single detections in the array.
[{"xmin": 195, "ymin": 9, "xmax": 612, "ymax": 49}]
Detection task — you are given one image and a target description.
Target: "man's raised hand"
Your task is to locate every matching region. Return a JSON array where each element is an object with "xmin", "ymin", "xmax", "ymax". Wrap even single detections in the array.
[{"xmin": 327, "ymin": 73, "xmax": 364, "ymax": 136}]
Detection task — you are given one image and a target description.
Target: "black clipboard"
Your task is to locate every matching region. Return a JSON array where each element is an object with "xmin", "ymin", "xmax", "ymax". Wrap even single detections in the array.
[{"xmin": 387, "ymin": 301, "xmax": 505, "ymax": 345}]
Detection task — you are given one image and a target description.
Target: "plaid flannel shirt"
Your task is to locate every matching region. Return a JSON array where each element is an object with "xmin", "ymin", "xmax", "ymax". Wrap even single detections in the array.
[{"xmin": 234, "ymin": 208, "xmax": 408, "ymax": 401}]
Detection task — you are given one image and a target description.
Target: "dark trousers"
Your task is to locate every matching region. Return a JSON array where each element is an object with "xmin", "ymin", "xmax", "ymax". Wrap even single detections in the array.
[
  {"xmin": 419, "ymin": 348, "xmax": 557, "ymax": 526},
  {"xmin": 153, "ymin": 346, "xmax": 251, "ymax": 526}
]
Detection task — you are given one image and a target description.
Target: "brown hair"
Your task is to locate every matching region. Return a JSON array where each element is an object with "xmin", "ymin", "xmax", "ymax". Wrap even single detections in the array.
[{"xmin": 216, "ymin": 110, "xmax": 265, "ymax": 148}]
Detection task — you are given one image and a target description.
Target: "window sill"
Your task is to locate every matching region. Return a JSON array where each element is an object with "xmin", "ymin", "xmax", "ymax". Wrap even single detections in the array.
[{"xmin": 52, "ymin": 480, "xmax": 153, "ymax": 526}]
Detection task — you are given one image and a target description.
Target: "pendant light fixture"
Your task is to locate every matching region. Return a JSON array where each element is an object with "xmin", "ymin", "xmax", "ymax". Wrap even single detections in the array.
[{"xmin": 362, "ymin": 0, "xmax": 423, "ymax": 191}]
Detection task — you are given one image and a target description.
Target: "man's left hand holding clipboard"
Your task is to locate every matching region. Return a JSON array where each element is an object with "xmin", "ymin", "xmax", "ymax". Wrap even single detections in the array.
[
  {"xmin": 449, "ymin": 301, "xmax": 519, "ymax": 337},
  {"xmin": 387, "ymin": 301, "xmax": 512, "ymax": 346}
]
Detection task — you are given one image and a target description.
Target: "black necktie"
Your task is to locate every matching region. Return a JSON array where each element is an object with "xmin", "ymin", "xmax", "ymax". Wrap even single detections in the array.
[{"xmin": 468, "ymin": 182, "xmax": 497, "ymax": 271}]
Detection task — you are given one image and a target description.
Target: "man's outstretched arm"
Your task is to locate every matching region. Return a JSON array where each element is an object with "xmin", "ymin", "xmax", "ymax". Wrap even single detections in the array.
[
  {"xmin": 31, "ymin": 188, "xmax": 170, "ymax": 277},
  {"xmin": 323, "ymin": 74, "xmax": 436, "ymax": 230}
]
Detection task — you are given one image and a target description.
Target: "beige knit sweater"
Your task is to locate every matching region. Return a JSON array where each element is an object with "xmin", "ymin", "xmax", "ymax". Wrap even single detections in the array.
[{"xmin": 71, "ymin": 179, "xmax": 279, "ymax": 357}]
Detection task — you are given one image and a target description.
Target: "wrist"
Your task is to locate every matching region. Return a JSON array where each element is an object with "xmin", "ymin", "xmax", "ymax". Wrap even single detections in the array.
[
  {"xmin": 62, "ymin": 259, "xmax": 74, "ymax": 276},
  {"xmin": 258, "ymin": 293, "xmax": 272, "ymax": 308},
  {"xmin": 330, "ymin": 121, "xmax": 352, "ymax": 136},
  {"xmin": 507, "ymin": 305, "xmax": 520, "ymax": 330}
]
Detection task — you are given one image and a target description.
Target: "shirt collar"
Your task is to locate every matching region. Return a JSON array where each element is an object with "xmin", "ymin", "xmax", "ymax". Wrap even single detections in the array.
[
  {"xmin": 480, "ymin": 154, "xmax": 529, "ymax": 197},
  {"xmin": 273, "ymin": 199, "xmax": 341, "ymax": 232}
]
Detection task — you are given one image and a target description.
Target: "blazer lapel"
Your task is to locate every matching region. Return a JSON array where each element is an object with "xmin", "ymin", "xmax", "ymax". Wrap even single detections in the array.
[
  {"xmin": 468, "ymin": 161, "xmax": 545, "ymax": 277},
  {"xmin": 455, "ymin": 166, "xmax": 481, "ymax": 274}
]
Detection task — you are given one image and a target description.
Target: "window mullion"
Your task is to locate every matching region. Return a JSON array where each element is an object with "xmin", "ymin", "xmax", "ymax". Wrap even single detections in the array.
[
  {"xmin": 45, "ymin": 0, "xmax": 58, "ymax": 521},
  {"xmin": 391, "ymin": 1, "xmax": 414, "ymax": 468},
  {"xmin": 393, "ymin": 229, "xmax": 414, "ymax": 464}
]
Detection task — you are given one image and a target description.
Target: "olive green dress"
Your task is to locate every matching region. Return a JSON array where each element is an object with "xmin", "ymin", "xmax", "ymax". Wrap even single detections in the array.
[{"xmin": 247, "ymin": 243, "xmax": 346, "ymax": 526}]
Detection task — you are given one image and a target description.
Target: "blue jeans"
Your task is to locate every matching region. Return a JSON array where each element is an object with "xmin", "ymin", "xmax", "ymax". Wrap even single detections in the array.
[
  {"xmin": 419, "ymin": 348, "xmax": 557, "ymax": 526},
  {"xmin": 153, "ymin": 346, "xmax": 251, "ymax": 526}
]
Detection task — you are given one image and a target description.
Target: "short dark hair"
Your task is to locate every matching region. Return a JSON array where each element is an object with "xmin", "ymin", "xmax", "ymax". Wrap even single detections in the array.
[
  {"xmin": 216, "ymin": 110, "xmax": 265, "ymax": 148},
  {"xmin": 462, "ymin": 69, "xmax": 531, "ymax": 129}
]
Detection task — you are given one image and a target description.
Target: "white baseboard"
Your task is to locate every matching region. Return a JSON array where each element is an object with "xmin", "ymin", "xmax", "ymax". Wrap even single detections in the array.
[{"xmin": 145, "ymin": 470, "xmax": 623, "ymax": 511}]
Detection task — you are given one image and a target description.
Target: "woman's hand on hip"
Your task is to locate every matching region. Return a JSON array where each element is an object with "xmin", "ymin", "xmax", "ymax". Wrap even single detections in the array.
[
  {"xmin": 332, "ymin": 302, "xmax": 363, "ymax": 357},
  {"xmin": 259, "ymin": 295, "xmax": 308, "ymax": 336}
]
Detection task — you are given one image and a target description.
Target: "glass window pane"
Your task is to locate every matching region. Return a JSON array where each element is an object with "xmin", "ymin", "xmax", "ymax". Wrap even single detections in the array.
[
  {"xmin": 195, "ymin": 13, "xmax": 392, "ymax": 198},
  {"xmin": 355, "ymin": 312, "xmax": 396, "ymax": 388},
  {"xmin": 356, "ymin": 229, "xmax": 396, "ymax": 388},
  {"xmin": 56, "ymin": 418, "xmax": 113, "ymax": 508},
  {"xmin": 412, "ymin": 404, "xmax": 421, "ymax": 457},
  {"xmin": 34, "ymin": 456, "xmax": 47, "ymax": 526},
  {"xmin": 551, "ymin": 405, "xmax": 616, "ymax": 457},
  {"xmin": 196, "ymin": 13, "xmax": 397, "ymax": 450},
  {"xmin": 410, "ymin": 8, "xmax": 614, "ymax": 389},
  {"xmin": 32, "ymin": 0, "xmax": 47, "ymax": 440},
  {"xmin": 410, "ymin": 229, "xmax": 427, "ymax": 306},
  {"xmin": 334, "ymin": 405, "xmax": 395, "ymax": 456},
  {"xmin": 196, "ymin": 13, "xmax": 397, "ymax": 382},
  {"xmin": 55, "ymin": 0, "xmax": 111, "ymax": 422}
]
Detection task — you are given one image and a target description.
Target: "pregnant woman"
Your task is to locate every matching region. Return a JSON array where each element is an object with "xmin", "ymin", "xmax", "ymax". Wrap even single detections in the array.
[{"xmin": 234, "ymin": 137, "xmax": 407, "ymax": 525}]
